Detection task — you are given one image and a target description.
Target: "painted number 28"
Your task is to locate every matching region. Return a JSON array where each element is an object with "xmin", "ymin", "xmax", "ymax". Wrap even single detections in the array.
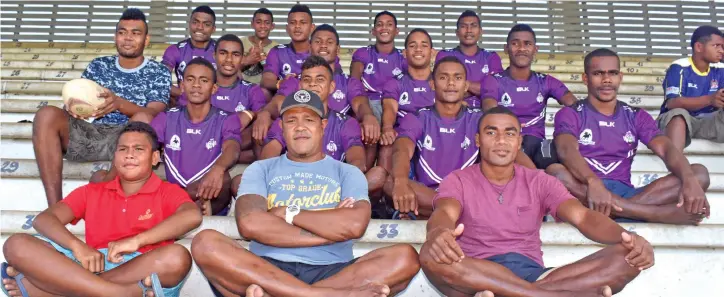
[{"xmin": 377, "ymin": 223, "xmax": 399, "ymax": 239}]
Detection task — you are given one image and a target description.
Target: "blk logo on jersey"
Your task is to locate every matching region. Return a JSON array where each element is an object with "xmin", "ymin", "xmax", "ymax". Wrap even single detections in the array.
[
  {"xmin": 623, "ymin": 131, "xmax": 635, "ymax": 144},
  {"xmin": 578, "ymin": 129, "xmax": 595, "ymax": 145},
  {"xmin": 186, "ymin": 129, "xmax": 201, "ymax": 135},
  {"xmin": 167, "ymin": 135, "xmax": 181, "ymax": 151},
  {"xmin": 377, "ymin": 58, "xmax": 389, "ymax": 64},
  {"xmin": 464, "ymin": 59, "xmax": 476, "ymax": 64},
  {"xmin": 440, "ymin": 127, "xmax": 456, "ymax": 134},
  {"xmin": 414, "ymin": 87, "xmax": 427, "ymax": 92},
  {"xmin": 688, "ymin": 83, "xmax": 698, "ymax": 89},
  {"xmin": 516, "ymin": 87, "xmax": 529, "ymax": 92},
  {"xmin": 217, "ymin": 95, "xmax": 230, "ymax": 101},
  {"xmin": 599, "ymin": 121, "xmax": 615, "ymax": 127}
]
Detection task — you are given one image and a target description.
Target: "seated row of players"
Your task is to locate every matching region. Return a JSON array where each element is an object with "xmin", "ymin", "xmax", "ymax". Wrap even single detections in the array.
[
  {"xmin": 30, "ymin": 7, "xmax": 711, "ymax": 224},
  {"xmin": 4, "ymin": 84, "xmax": 654, "ymax": 297}
]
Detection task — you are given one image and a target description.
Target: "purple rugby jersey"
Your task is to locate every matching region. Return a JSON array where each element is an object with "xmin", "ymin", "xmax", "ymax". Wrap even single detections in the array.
[
  {"xmin": 554, "ymin": 100, "xmax": 662, "ymax": 186},
  {"xmin": 435, "ymin": 46, "xmax": 503, "ymax": 107},
  {"xmin": 382, "ymin": 74, "xmax": 435, "ymax": 117},
  {"xmin": 150, "ymin": 106, "xmax": 242, "ymax": 187},
  {"xmin": 178, "ymin": 79, "xmax": 267, "ymax": 114},
  {"xmin": 264, "ymin": 43, "xmax": 310, "ymax": 79},
  {"xmin": 396, "ymin": 106, "xmax": 482, "ymax": 189},
  {"xmin": 162, "ymin": 39, "xmax": 217, "ymax": 86},
  {"xmin": 480, "ymin": 70, "xmax": 569, "ymax": 139},
  {"xmin": 352, "ymin": 45, "xmax": 407, "ymax": 101},
  {"xmin": 277, "ymin": 68, "xmax": 365, "ymax": 115},
  {"xmin": 265, "ymin": 111, "xmax": 363, "ymax": 161}
]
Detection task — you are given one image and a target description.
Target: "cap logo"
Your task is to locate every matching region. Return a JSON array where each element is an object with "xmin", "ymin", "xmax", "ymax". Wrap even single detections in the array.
[{"xmin": 294, "ymin": 90, "xmax": 311, "ymax": 103}]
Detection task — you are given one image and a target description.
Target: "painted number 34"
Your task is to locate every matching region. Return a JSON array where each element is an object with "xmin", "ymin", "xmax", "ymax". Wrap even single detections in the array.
[{"xmin": 377, "ymin": 223, "xmax": 399, "ymax": 239}]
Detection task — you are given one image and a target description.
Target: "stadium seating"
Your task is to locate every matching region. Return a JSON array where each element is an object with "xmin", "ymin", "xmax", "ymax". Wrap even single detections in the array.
[{"xmin": 1, "ymin": 42, "xmax": 723, "ymax": 296}]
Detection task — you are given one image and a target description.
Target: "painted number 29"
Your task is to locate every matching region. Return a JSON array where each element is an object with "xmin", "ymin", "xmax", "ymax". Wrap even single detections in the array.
[
  {"xmin": 1, "ymin": 161, "xmax": 19, "ymax": 173},
  {"xmin": 377, "ymin": 223, "xmax": 399, "ymax": 239}
]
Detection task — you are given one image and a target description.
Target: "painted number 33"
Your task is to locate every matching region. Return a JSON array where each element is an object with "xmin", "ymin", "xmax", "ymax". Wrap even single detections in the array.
[{"xmin": 377, "ymin": 224, "xmax": 399, "ymax": 239}]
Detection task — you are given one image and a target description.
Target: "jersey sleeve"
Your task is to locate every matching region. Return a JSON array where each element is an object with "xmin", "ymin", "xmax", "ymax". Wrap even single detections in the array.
[
  {"xmin": 149, "ymin": 112, "xmax": 168, "ymax": 144},
  {"xmin": 147, "ymin": 64, "xmax": 172, "ymax": 105},
  {"xmin": 479, "ymin": 74, "xmax": 500, "ymax": 100},
  {"xmin": 263, "ymin": 46, "xmax": 281, "ymax": 76},
  {"xmin": 177, "ymin": 93, "xmax": 188, "ymax": 107},
  {"xmin": 237, "ymin": 161, "xmax": 269, "ymax": 198},
  {"xmin": 553, "ymin": 107, "xmax": 580, "ymax": 138},
  {"xmin": 249, "ymin": 85, "xmax": 268, "ymax": 112},
  {"xmin": 264, "ymin": 118, "xmax": 286, "ymax": 149},
  {"xmin": 161, "ymin": 45, "xmax": 179, "ymax": 71},
  {"xmin": 60, "ymin": 186, "xmax": 88, "ymax": 224},
  {"xmin": 351, "ymin": 47, "xmax": 368, "ymax": 64},
  {"xmin": 381, "ymin": 79, "xmax": 400, "ymax": 101},
  {"xmin": 487, "ymin": 52, "xmax": 504, "ymax": 74},
  {"xmin": 635, "ymin": 109, "xmax": 663, "ymax": 145},
  {"xmin": 346, "ymin": 77, "xmax": 366, "ymax": 99},
  {"xmin": 395, "ymin": 112, "xmax": 424, "ymax": 143},
  {"xmin": 433, "ymin": 171, "xmax": 464, "ymax": 212},
  {"xmin": 545, "ymin": 75, "xmax": 571, "ymax": 103},
  {"xmin": 221, "ymin": 113, "xmax": 243, "ymax": 145},
  {"xmin": 276, "ymin": 77, "xmax": 299, "ymax": 97},
  {"xmin": 161, "ymin": 182, "xmax": 194, "ymax": 216},
  {"xmin": 663, "ymin": 64, "xmax": 684, "ymax": 100},
  {"xmin": 538, "ymin": 173, "xmax": 575, "ymax": 221},
  {"xmin": 340, "ymin": 163, "xmax": 369, "ymax": 202},
  {"xmin": 341, "ymin": 117, "xmax": 363, "ymax": 152},
  {"xmin": 434, "ymin": 50, "xmax": 448, "ymax": 64}
]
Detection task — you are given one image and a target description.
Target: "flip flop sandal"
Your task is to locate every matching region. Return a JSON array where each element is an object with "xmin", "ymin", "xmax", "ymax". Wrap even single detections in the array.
[
  {"xmin": 391, "ymin": 210, "xmax": 417, "ymax": 220},
  {"xmin": 1, "ymin": 262, "xmax": 29, "ymax": 297},
  {"xmin": 137, "ymin": 273, "xmax": 165, "ymax": 297}
]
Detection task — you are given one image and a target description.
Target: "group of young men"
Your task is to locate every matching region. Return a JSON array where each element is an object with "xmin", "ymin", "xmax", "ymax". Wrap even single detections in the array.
[{"xmin": 2, "ymin": 3, "xmax": 722, "ymax": 297}]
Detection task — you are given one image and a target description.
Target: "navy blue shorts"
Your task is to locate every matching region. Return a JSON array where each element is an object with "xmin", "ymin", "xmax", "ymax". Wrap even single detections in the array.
[
  {"xmin": 486, "ymin": 253, "xmax": 552, "ymax": 283},
  {"xmin": 261, "ymin": 256, "xmax": 357, "ymax": 284},
  {"xmin": 602, "ymin": 179, "xmax": 645, "ymax": 223}
]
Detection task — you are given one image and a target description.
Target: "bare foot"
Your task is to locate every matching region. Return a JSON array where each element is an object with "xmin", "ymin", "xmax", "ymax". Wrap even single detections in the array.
[
  {"xmin": 345, "ymin": 282, "xmax": 390, "ymax": 297},
  {"xmin": 246, "ymin": 284, "xmax": 265, "ymax": 297},
  {"xmin": 475, "ymin": 290, "xmax": 495, "ymax": 297},
  {"xmin": 652, "ymin": 205, "xmax": 705, "ymax": 225},
  {"xmin": 2, "ymin": 265, "xmax": 20, "ymax": 297},
  {"xmin": 568, "ymin": 286, "xmax": 613, "ymax": 297}
]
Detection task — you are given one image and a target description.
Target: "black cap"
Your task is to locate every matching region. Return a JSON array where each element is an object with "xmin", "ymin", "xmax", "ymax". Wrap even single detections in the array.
[
  {"xmin": 280, "ymin": 89, "xmax": 325, "ymax": 118},
  {"xmin": 691, "ymin": 25, "xmax": 723, "ymax": 48}
]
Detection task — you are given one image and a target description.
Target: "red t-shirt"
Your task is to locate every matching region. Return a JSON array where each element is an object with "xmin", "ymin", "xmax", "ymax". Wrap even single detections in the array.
[
  {"xmin": 433, "ymin": 164, "xmax": 574, "ymax": 266},
  {"xmin": 61, "ymin": 173, "xmax": 192, "ymax": 253}
]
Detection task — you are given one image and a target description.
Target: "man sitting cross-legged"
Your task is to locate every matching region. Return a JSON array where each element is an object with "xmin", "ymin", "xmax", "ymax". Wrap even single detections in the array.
[
  {"xmin": 546, "ymin": 48, "xmax": 711, "ymax": 225},
  {"xmin": 420, "ymin": 106, "xmax": 652, "ymax": 297},
  {"xmin": 93, "ymin": 58, "xmax": 243, "ymax": 216},
  {"xmin": 2, "ymin": 122, "xmax": 202, "ymax": 297},
  {"xmin": 190, "ymin": 90, "xmax": 420, "ymax": 297}
]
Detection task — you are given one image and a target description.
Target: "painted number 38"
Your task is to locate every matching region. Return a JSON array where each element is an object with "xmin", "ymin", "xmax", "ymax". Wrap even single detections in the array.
[{"xmin": 377, "ymin": 223, "xmax": 399, "ymax": 239}]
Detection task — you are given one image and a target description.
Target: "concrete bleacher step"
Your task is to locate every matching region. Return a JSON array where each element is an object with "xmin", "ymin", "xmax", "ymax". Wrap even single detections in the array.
[{"xmin": 0, "ymin": 210, "xmax": 721, "ymax": 297}]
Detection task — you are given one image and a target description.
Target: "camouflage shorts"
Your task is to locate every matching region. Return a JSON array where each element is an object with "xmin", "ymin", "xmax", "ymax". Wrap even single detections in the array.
[{"xmin": 64, "ymin": 117, "xmax": 124, "ymax": 162}]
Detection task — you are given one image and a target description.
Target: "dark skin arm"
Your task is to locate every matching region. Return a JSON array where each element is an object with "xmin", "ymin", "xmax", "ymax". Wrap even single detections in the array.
[
  {"xmin": 235, "ymin": 194, "xmax": 333, "ymax": 247},
  {"xmin": 344, "ymin": 145, "xmax": 367, "ymax": 173},
  {"xmin": 647, "ymin": 136, "xmax": 708, "ymax": 215},
  {"xmin": 260, "ymin": 72, "xmax": 280, "ymax": 92},
  {"xmin": 237, "ymin": 111, "xmax": 255, "ymax": 131},
  {"xmin": 32, "ymin": 203, "xmax": 108, "ymax": 273},
  {"xmin": 555, "ymin": 133, "xmax": 623, "ymax": 216},
  {"xmin": 107, "ymin": 202, "xmax": 202, "ymax": 263},
  {"xmin": 350, "ymin": 61, "xmax": 364, "ymax": 80},
  {"xmin": 557, "ymin": 199, "xmax": 655, "ymax": 270},
  {"xmin": 259, "ymin": 140, "xmax": 284, "ymax": 160},
  {"xmin": 351, "ymin": 95, "xmax": 381, "ymax": 144},
  {"xmin": 252, "ymin": 95, "xmax": 284, "ymax": 144},
  {"xmin": 198, "ymin": 140, "xmax": 241, "ymax": 202},
  {"xmin": 425, "ymin": 198, "xmax": 466, "ymax": 265},
  {"xmin": 559, "ymin": 91, "xmax": 578, "ymax": 107},
  {"xmin": 90, "ymin": 89, "xmax": 166, "ymax": 119},
  {"xmin": 270, "ymin": 199, "xmax": 371, "ymax": 242},
  {"xmin": 665, "ymin": 89, "xmax": 724, "ymax": 111},
  {"xmin": 380, "ymin": 99, "xmax": 400, "ymax": 146},
  {"xmin": 466, "ymin": 81, "xmax": 481, "ymax": 97},
  {"xmin": 481, "ymin": 98, "xmax": 498, "ymax": 112},
  {"xmin": 390, "ymin": 137, "xmax": 418, "ymax": 214}
]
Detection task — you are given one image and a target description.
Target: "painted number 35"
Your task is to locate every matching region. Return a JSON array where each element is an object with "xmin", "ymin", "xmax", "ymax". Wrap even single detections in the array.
[{"xmin": 377, "ymin": 223, "xmax": 399, "ymax": 239}]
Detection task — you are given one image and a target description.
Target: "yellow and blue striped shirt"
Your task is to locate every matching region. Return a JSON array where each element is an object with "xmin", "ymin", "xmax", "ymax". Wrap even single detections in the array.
[{"xmin": 660, "ymin": 57, "xmax": 724, "ymax": 116}]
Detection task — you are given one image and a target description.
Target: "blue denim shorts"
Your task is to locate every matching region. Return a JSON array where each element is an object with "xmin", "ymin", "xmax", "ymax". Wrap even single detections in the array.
[
  {"xmin": 602, "ymin": 179, "xmax": 645, "ymax": 223},
  {"xmin": 486, "ymin": 252, "xmax": 552, "ymax": 283}
]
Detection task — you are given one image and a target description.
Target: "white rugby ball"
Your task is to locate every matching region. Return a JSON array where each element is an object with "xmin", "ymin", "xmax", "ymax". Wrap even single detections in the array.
[{"xmin": 61, "ymin": 78, "xmax": 106, "ymax": 117}]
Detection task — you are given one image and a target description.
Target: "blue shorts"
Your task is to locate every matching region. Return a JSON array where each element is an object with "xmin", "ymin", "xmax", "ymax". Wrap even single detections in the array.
[
  {"xmin": 602, "ymin": 179, "xmax": 645, "ymax": 223},
  {"xmin": 485, "ymin": 253, "xmax": 552, "ymax": 283},
  {"xmin": 36, "ymin": 236, "xmax": 185, "ymax": 297},
  {"xmin": 261, "ymin": 256, "xmax": 357, "ymax": 284}
]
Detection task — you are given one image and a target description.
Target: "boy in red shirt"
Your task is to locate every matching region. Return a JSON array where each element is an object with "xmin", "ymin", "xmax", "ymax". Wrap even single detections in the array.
[{"xmin": 2, "ymin": 122, "xmax": 202, "ymax": 297}]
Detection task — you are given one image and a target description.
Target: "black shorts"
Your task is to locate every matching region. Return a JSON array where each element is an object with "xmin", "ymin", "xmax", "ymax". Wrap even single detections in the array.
[
  {"xmin": 209, "ymin": 257, "xmax": 357, "ymax": 296},
  {"xmin": 521, "ymin": 135, "xmax": 559, "ymax": 170}
]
